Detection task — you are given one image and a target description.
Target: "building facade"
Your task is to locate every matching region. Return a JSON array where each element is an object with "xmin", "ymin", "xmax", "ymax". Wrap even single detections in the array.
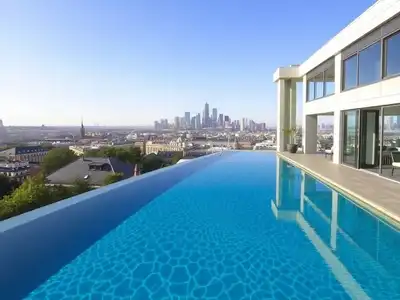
[
  {"xmin": 0, "ymin": 160, "xmax": 30, "ymax": 182},
  {"xmin": 0, "ymin": 146, "xmax": 48, "ymax": 164},
  {"xmin": 274, "ymin": 0, "xmax": 400, "ymax": 179}
]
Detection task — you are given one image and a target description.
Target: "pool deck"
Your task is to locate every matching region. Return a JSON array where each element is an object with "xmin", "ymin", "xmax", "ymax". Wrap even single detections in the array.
[{"xmin": 278, "ymin": 152, "xmax": 400, "ymax": 225}]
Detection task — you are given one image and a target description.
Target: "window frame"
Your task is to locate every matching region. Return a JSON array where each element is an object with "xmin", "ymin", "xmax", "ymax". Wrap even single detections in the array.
[
  {"xmin": 323, "ymin": 65, "xmax": 335, "ymax": 96},
  {"xmin": 314, "ymin": 72, "xmax": 324, "ymax": 100},
  {"xmin": 307, "ymin": 78, "xmax": 315, "ymax": 102},
  {"xmin": 383, "ymin": 29, "xmax": 400, "ymax": 79},
  {"xmin": 342, "ymin": 54, "xmax": 359, "ymax": 91},
  {"xmin": 357, "ymin": 41, "xmax": 382, "ymax": 87}
]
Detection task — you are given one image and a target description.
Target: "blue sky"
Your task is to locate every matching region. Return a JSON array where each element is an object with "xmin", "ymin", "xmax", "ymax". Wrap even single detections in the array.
[{"xmin": 0, "ymin": 0, "xmax": 373, "ymax": 126}]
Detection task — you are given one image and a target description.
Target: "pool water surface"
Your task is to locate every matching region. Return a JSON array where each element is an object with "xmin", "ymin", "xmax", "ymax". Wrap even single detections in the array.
[{"xmin": 6, "ymin": 152, "xmax": 400, "ymax": 299}]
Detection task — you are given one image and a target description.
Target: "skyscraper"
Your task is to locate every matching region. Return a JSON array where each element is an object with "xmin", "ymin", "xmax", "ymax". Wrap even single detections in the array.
[
  {"xmin": 218, "ymin": 114, "xmax": 224, "ymax": 127},
  {"xmin": 191, "ymin": 116, "xmax": 196, "ymax": 129},
  {"xmin": 240, "ymin": 118, "xmax": 246, "ymax": 132},
  {"xmin": 185, "ymin": 112, "xmax": 191, "ymax": 129},
  {"xmin": 174, "ymin": 116, "xmax": 180, "ymax": 129},
  {"xmin": 212, "ymin": 108, "xmax": 217, "ymax": 122},
  {"xmin": 195, "ymin": 113, "xmax": 201, "ymax": 130},
  {"xmin": 204, "ymin": 102, "xmax": 210, "ymax": 127}
]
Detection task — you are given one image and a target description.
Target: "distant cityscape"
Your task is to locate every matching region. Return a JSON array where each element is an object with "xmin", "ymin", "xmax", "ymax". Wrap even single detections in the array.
[{"xmin": 154, "ymin": 102, "xmax": 267, "ymax": 132}]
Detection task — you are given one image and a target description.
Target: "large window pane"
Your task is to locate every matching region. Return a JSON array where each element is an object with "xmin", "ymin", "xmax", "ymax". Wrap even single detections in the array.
[
  {"xmin": 307, "ymin": 79, "xmax": 315, "ymax": 101},
  {"xmin": 342, "ymin": 110, "xmax": 359, "ymax": 167},
  {"xmin": 358, "ymin": 42, "xmax": 381, "ymax": 85},
  {"xmin": 384, "ymin": 32, "xmax": 400, "ymax": 77},
  {"xmin": 343, "ymin": 55, "xmax": 357, "ymax": 90},
  {"xmin": 324, "ymin": 64, "xmax": 335, "ymax": 96},
  {"xmin": 315, "ymin": 72, "xmax": 324, "ymax": 98}
]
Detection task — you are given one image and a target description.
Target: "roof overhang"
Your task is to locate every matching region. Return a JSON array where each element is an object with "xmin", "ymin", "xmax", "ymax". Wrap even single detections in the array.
[
  {"xmin": 273, "ymin": 65, "xmax": 301, "ymax": 82},
  {"xmin": 298, "ymin": 0, "xmax": 400, "ymax": 76}
]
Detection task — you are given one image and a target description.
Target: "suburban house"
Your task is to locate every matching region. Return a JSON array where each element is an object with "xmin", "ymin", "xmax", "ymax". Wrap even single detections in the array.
[
  {"xmin": 274, "ymin": 0, "xmax": 400, "ymax": 180},
  {"xmin": 46, "ymin": 157, "xmax": 136, "ymax": 187}
]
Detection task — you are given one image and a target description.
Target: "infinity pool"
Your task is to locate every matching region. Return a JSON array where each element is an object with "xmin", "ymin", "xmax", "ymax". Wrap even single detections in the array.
[{"xmin": 1, "ymin": 152, "xmax": 400, "ymax": 299}]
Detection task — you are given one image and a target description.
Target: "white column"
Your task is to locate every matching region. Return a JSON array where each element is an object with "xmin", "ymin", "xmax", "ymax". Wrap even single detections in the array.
[
  {"xmin": 334, "ymin": 53, "xmax": 342, "ymax": 94},
  {"xmin": 333, "ymin": 110, "xmax": 342, "ymax": 164},
  {"xmin": 289, "ymin": 80, "xmax": 297, "ymax": 134},
  {"xmin": 303, "ymin": 115, "xmax": 318, "ymax": 154},
  {"xmin": 300, "ymin": 171, "xmax": 305, "ymax": 213},
  {"xmin": 276, "ymin": 158, "xmax": 281, "ymax": 207},
  {"xmin": 276, "ymin": 79, "xmax": 289, "ymax": 152},
  {"xmin": 330, "ymin": 191, "xmax": 338, "ymax": 250}
]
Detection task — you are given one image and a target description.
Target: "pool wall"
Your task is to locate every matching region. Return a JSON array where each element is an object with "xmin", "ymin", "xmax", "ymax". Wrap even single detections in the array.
[{"xmin": 0, "ymin": 153, "xmax": 226, "ymax": 300}]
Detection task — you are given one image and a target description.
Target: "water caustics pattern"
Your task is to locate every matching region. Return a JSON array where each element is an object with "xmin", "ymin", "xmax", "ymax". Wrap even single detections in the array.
[{"xmin": 26, "ymin": 152, "xmax": 400, "ymax": 299}]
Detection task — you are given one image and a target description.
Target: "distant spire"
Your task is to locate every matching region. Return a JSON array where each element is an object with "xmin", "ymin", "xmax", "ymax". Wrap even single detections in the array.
[{"xmin": 80, "ymin": 117, "xmax": 85, "ymax": 138}]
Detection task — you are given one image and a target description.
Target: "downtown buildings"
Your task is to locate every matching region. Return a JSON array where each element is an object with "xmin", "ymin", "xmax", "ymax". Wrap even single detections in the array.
[{"xmin": 154, "ymin": 102, "xmax": 266, "ymax": 132}]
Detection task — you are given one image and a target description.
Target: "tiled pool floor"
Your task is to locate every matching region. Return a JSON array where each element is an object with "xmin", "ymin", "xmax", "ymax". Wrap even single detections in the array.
[{"xmin": 4, "ymin": 152, "xmax": 400, "ymax": 299}]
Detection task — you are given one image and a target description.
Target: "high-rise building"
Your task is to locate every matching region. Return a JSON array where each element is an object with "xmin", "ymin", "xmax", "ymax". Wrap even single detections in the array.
[
  {"xmin": 212, "ymin": 108, "xmax": 217, "ymax": 122},
  {"xmin": 240, "ymin": 118, "xmax": 246, "ymax": 132},
  {"xmin": 185, "ymin": 112, "xmax": 191, "ymax": 129},
  {"xmin": 191, "ymin": 116, "xmax": 196, "ymax": 129},
  {"xmin": 154, "ymin": 121, "xmax": 160, "ymax": 131},
  {"xmin": 218, "ymin": 114, "xmax": 224, "ymax": 127},
  {"xmin": 204, "ymin": 102, "xmax": 210, "ymax": 127},
  {"xmin": 224, "ymin": 115, "xmax": 230, "ymax": 123},
  {"xmin": 174, "ymin": 116, "xmax": 180, "ymax": 129},
  {"xmin": 161, "ymin": 119, "xmax": 169, "ymax": 129},
  {"xmin": 195, "ymin": 113, "xmax": 201, "ymax": 130},
  {"xmin": 180, "ymin": 117, "xmax": 185, "ymax": 129}
]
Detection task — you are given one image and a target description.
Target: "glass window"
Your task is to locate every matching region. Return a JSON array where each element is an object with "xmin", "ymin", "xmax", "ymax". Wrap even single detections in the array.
[
  {"xmin": 324, "ymin": 64, "xmax": 335, "ymax": 96},
  {"xmin": 342, "ymin": 110, "xmax": 359, "ymax": 168},
  {"xmin": 315, "ymin": 72, "xmax": 324, "ymax": 98},
  {"xmin": 343, "ymin": 55, "xmax": 358, "ymax": 90},
  {"xmin": 307, "ymin": 78, "xmax": 315, "ymax": 101},
  {"xmin": 358, "ymin": 42, "xmax": 381, "ymax": 85},
  {"xmin": 384, "ymin": 31, "xmax": 400, "ymax": 77}
]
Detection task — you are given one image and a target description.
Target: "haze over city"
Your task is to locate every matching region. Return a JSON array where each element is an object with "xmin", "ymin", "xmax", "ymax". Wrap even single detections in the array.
[{"xmin": 0, "ymin": 0, "xmax": 372, "ymax": 126}]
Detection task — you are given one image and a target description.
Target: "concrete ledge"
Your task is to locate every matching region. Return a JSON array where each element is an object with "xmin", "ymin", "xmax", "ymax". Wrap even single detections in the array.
[{"xmin": 277, "ymin": 152, "xmax": 400, "ymax": 227}]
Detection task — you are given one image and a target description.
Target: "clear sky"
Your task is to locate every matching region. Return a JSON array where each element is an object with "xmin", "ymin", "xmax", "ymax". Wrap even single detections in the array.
[{"xmin": 0, "ymin": 0, "xmax": 373, "ymax": 126}]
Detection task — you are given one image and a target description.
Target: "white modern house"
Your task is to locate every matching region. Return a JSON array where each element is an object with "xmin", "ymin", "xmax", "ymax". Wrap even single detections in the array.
[{"xmin": 274, "ymin": 0, "xmax": 400, "ymax": 179}]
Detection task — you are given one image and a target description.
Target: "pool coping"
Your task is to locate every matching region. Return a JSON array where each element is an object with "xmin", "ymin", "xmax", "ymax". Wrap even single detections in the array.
[{"xmin": 277, "ymin": 152, "xmax": 400, "ymax": 230}]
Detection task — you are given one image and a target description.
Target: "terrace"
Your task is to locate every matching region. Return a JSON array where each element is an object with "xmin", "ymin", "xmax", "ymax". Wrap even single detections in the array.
[
  {"xmin": 1, "ymin": 151, "xmax": 400, "ymax": 299},
  {"xmin": 278, "ymin": 152, "xmax": 400, "ymax": 224}
]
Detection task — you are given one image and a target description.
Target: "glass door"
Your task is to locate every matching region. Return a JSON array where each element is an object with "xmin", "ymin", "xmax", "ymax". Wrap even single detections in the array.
[
  {"xmin": 359, "ymin": 109, "xmax": 380, "ymax": 170},
  {"xmin": 342, "ymin": 110, "xmax": 360, "ymax": 167}
]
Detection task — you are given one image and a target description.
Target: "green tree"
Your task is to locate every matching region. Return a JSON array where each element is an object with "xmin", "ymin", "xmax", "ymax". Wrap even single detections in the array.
[
  {"xmin": 70, "ymin": 178, "xmax": 91, "ymax": 196},
  {"xmin": 42, "ymin": 148, "xmax": 78, "ymax": 175},
  {"xmin": 0, "ymin": 175, "xmax": 53, "ymax": 220},
  {"xmin": 0, "ymin": 175, "xmax": 20, "ymax": 199},
  {"xmin": 171, "ymin": 152, "xmax": 183, "ymax": 164},
  {"xmin": 103, "ymin": 172, "xmax": 124, "ymax": 185},
  {"xmin": 141, "ymin": 155, "xmax": 165, "ymax": 173}
]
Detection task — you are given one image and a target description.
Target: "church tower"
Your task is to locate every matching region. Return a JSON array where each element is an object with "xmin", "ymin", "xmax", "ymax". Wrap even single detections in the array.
[{"xmin": 80, "ymin": 117, "xmax": 85, "ymax": 138}]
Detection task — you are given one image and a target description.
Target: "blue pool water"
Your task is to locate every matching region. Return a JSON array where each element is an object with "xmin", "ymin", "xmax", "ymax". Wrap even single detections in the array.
[{"xmin": 2, "ymin": 152, "xmax": 400, "ymax": 299}]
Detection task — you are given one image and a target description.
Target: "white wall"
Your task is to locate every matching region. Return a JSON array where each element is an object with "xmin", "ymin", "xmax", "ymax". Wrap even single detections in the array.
[
  {"xmin": 304, "ymin": 75, "xmax": 400, "ymax": 115},
  {"xmin": 299, "ymin": 0, "xmax": 400, "ymax": 76}
]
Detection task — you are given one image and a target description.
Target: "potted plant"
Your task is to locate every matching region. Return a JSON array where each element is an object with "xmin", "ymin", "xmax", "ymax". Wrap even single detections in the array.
[{"xmin": 283, "ymin": 128, "xmax": 298, "ymax": 153}]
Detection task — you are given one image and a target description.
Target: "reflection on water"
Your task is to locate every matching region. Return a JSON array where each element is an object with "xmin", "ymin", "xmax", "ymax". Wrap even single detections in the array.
[{"xmin": 273, "ymin": 159, "xmax": 400, "ymax": 299}]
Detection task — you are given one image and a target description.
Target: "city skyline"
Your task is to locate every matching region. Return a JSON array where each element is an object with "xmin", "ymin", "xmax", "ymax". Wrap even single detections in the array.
[
  {"xmin": 0, "ymin": 1, "xmax": 371, "ymax": 126},
  {"xmin": 154, "ymin": 101, "xmax": 267, "ymax": 131}
]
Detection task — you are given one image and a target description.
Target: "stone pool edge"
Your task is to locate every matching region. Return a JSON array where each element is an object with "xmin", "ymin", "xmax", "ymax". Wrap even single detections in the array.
[{"xmin": 277, "ymin": 152, "xmax": 400, "ymax": 230}]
